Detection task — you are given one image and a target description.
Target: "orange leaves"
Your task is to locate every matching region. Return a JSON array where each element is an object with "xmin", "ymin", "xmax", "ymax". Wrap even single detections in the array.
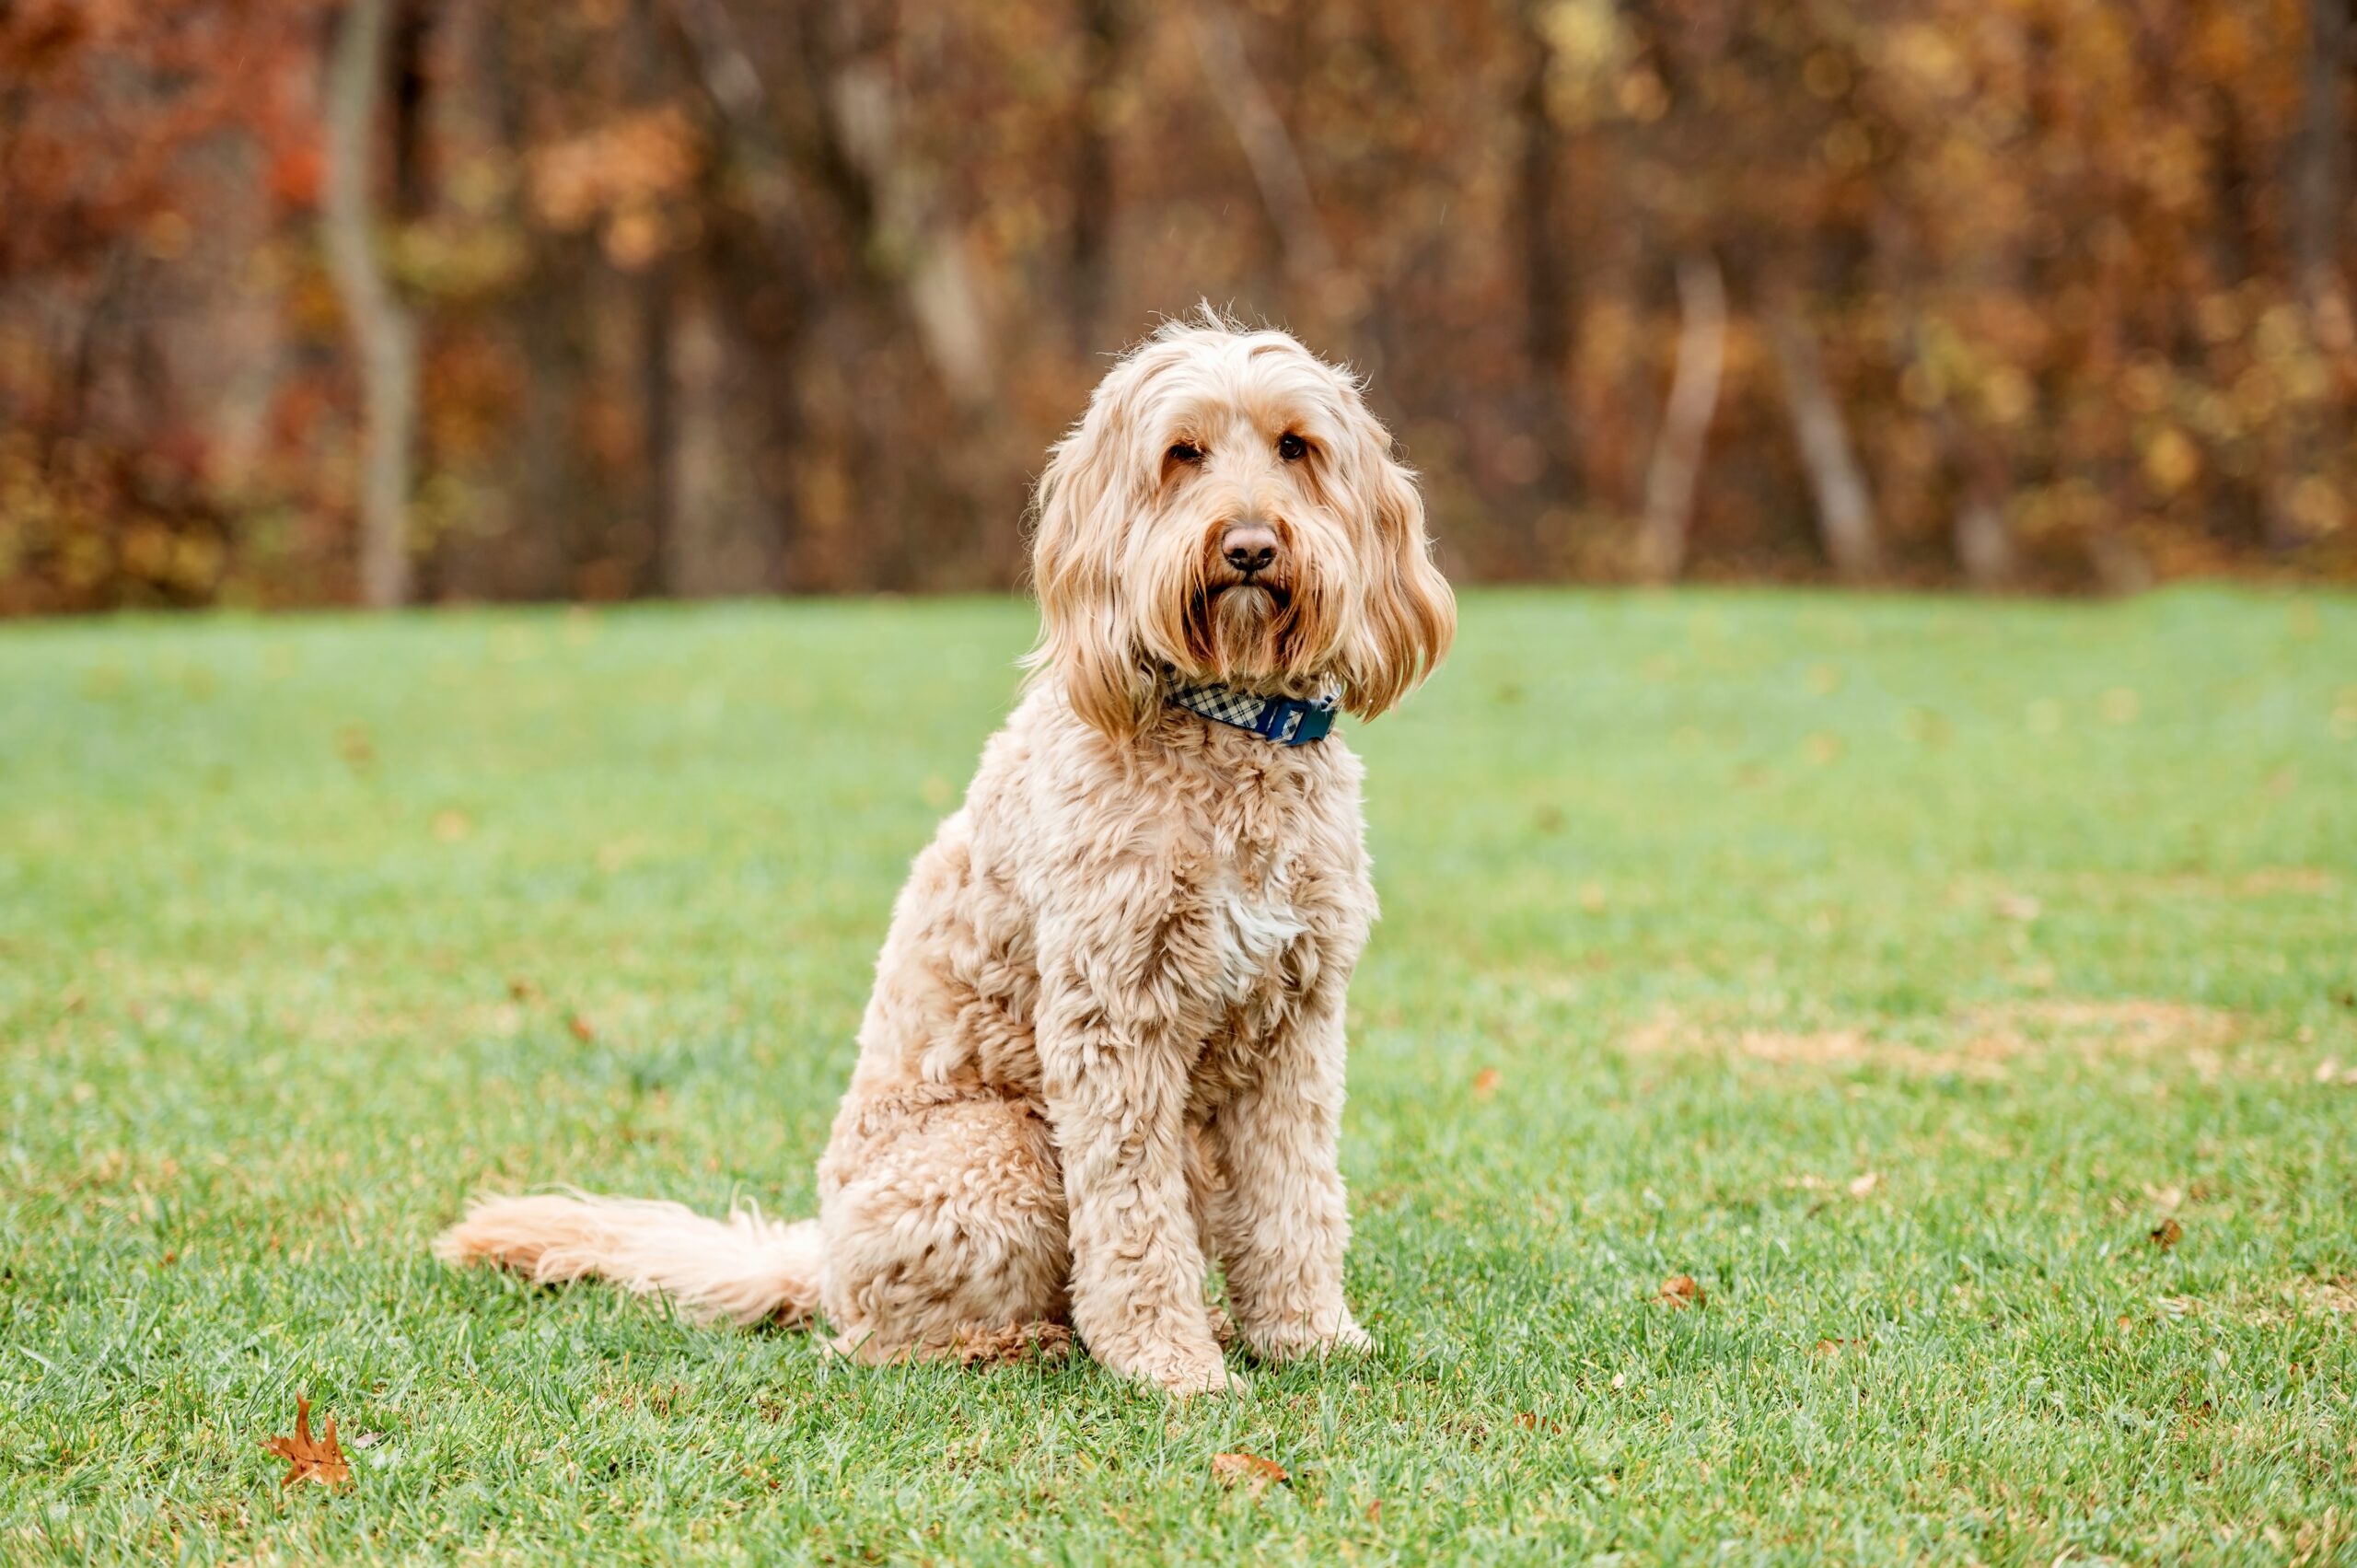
[
  {"xmin": 1210, "ymin": 1452, "xmax": 1288, "ymax": 1497},
  {"xmin": 527, "ymin": 106, "xmax": 702, "ymax": 271},
  {"xmin": 1655, "ymin": 1274, "xmax": 1705, "ymax": 1310},
  {"xmin": 263, "ymin": 1394, "xmax": 352, "ymax": 1492}
]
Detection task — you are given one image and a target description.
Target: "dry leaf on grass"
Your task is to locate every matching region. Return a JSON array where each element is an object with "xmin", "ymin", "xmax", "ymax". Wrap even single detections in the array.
[
  {"xmin": 1470, "ymin": 1067, "xmax": 1502, "ymax": 1097},
  {"xmin": 1210, "ymin": 1452, "xmax": 1288, "ymax": 1497},
  {"xmin": 1656, "ymin": 1274, "xmax": 1705, "ymax": 1309},
  {"xmin": 2150, "ymin": 1217, "xmax": 2184, "ymax": 1249},
  {"xmin": 567, "ymin": 1013, "xmax": 596, "ymax": 1042},
  {"xmin": 1846, "ymin": 1171, "xmax": 1882, "ymax": 1199},
  {"xmin": 263, "ymin": 1394, "xmax": 352, "ymax": 1491}
]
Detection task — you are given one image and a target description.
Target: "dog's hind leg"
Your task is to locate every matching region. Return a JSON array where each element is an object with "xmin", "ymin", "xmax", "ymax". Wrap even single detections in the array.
[{"xmin": 816, "ymin": 1089, "xmax": 1071, "ymax": 1364}]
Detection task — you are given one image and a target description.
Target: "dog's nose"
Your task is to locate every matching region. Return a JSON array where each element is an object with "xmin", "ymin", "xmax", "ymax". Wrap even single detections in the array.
[{"xmin": 1222, "ymin": 524, "xmax": 1280, "ymax": 575}]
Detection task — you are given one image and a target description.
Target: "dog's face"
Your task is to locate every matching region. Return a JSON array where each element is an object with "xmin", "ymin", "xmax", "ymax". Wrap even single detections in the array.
[{"xmin": 1029, "ymin": 320, "xmax": 1455, "ymax": 738}]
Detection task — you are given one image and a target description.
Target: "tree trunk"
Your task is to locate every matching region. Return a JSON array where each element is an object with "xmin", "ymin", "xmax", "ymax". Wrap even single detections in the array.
[
  {"xmin": 2277, "ymin": 0, "xmax": 2352, "ymax": 549},
  {"xmin": 1187, "ymin": 0, "xmax": 1336, "ymax": 289},
  {"xmin": 321, "ymin": 0, "xmax": 419, "ymax": 609},
  {"xmin": 1764, "ymin": 290, "xmax": 1881, "ymax": 580},
  {"xmin": 1637, "ymin": 251, "xmax": 1725, "ymax": 582},
  {"xmin": 1067, "ymin": 0, "xmax": 1122, "ymax": 353}
]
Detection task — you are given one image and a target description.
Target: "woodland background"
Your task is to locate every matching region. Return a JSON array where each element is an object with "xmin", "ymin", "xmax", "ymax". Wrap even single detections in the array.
[{"xmin": 3, "ymin": 0, "xmax": 2354, "ymax": 614}]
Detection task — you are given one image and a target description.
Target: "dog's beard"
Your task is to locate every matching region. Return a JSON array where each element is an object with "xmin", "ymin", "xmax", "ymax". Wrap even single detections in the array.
[{"xmin": 1202, "ymin": 583, "xmax": 1287, "ymax": 684}]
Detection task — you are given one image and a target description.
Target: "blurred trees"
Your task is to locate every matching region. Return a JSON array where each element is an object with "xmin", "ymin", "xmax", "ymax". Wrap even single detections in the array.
[{"xmin": 0, "ymin": 0, "xmax": 2351, "ymax": 612}]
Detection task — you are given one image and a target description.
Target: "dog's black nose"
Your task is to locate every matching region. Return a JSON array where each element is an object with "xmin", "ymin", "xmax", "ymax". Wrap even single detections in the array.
[{"xmin": 1222, "ymin": 524, "xmax": 1280, "ymax": 575}]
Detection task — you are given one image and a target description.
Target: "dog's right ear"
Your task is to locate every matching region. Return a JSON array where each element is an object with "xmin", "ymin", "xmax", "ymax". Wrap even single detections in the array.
[{"xmin": 1026, "ymin": 408, "xmax": 1152, "ymax": 740}]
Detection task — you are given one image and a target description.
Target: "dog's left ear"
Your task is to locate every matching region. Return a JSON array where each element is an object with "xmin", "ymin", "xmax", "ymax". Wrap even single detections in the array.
[{"xmin": 1341, "ymin": 420, "xmax": 1456, "ymax": 720}]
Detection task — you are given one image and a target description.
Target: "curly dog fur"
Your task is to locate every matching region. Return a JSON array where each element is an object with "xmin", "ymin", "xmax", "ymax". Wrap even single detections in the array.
[{"xmin": 435, "ymin": 314, "xmax": 1454, "ymax": 1395}]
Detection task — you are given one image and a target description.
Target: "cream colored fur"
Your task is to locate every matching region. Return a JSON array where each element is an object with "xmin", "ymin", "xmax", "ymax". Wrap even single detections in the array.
[{"xmin": 435, "ymin": 314, "xmax": 1454, "ymax": 1395}]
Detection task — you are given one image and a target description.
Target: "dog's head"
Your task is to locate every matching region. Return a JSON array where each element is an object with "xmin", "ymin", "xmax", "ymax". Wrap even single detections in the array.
[{"xmin": 1028, "ymin": 315, "xmax": 1455, "ymax": 739}]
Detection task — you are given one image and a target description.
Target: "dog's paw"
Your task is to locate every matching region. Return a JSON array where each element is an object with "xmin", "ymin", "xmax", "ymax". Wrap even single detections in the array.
[
  {"xmin": 1159, "ymin": 1362, "xmax": 1251, "ymax": 1400},
  {"xmin": 1129, "ymin": 1346, "xmax": 1247, "ymax": 1399},
  {"xmin": 1243, "ymin": 1312, "xmax": 1374, "ymax": 1365}
]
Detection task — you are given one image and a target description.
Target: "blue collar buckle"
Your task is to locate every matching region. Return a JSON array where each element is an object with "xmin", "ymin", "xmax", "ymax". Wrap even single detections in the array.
[{"xmin": 1167, "ymin": 679, "xmax": 1341, "ymax": 747}]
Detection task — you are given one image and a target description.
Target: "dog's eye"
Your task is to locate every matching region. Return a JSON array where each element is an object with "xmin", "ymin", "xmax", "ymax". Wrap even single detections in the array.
[
  {"xmin": 1277, "ymin": 433, "xmax": 1307, "ymax": 461},
  {"xmin": 1167, "ymin": 442, "xmax": 1202, "ymax": 465}
]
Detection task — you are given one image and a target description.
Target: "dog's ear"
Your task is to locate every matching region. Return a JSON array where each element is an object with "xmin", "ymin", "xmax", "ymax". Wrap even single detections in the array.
[
  {"xmin": 1342, "ymin": 423, "xmax": 1455, "ymax": 720},
  {"xmin": 1027, "ymin": 409, "xmax": 1153, "ymax": 739}
]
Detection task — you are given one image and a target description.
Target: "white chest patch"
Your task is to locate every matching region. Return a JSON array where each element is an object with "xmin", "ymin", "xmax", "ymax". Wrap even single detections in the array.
[{"xmin": 1208, "ymin": 866, "xmax": 1308, "ymax": 1004}]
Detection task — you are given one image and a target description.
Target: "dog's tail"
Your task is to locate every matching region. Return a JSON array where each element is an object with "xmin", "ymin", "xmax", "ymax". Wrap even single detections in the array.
[{"xmin": 433, "ymin": 1191, "xmax": 823, "ymax": 1327}]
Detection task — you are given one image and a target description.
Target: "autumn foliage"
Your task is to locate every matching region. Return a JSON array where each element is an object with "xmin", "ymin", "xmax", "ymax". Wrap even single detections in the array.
[{"xmin": 1, "ymin": 0, "xmax": 2351, "ymax": 612}]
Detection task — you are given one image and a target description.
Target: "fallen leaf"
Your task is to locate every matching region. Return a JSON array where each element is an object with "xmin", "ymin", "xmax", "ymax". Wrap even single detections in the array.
[
  {"xmin": 1813, "ymin": 1337, "xmax": 1864, "ymax": 1357},
  {"xmin": 1656, "ymin": 1273, "xmax": 1705, "ymax": 1309},
  {"xmin": 1471, "ymin": 1067, "xmax": 1502, "ymax": 1097},
  {"xmin": 2150, "ymin": 1217, "xmax": 2184, "ymax": 1249},
  {"xmin": 1846, "ymin": 1171, "xmax": 1882, "ymax": 1199},
  {"xmin": 567, "ymin": 1013, "xmax": 596, "ymax": 1042},
  {"xmin": 1514, "ymin": 1411, "xmax": 1562, "ymax": 1433},
  {"xmin": 336, "ymin": 726, "xmax": 377, "ymax": 774},
  {"xmin": 507, "ymin": 976, "xmax": 540, "ymax": 1003},
  {"xmin": 263, "ymin": 1394, "xmax": 352, "ymax": 1491},
  {"xmin": 1210, "ymin": 1452, "xmax": 1288, "ymax": 1497},
  {"xmin": 1364, "ymin": 1497, "xmax": 1383, "ymax": 1523}
]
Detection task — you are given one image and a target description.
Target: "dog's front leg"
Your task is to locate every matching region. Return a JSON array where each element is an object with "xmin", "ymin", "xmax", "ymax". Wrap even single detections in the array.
[
  {"xmin": 1203, "ymin": 988, "xmax": 1372, "ymax": 1364},
  {"xmin": 1037, "ymin": 951, "xmax": 1234, "ymax": 1396}
]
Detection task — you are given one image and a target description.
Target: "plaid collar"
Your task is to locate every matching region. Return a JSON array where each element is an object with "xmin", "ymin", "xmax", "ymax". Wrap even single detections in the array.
[{"xmin": 1166, "ymin": 678, "xmax": 1341, "ymax": 746}]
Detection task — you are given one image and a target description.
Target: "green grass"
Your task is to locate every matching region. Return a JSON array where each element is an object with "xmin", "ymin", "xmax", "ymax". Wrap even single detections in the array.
[{"xmin": 4, "ymin": 588, "xmax": 2355, "ymax": 1565}]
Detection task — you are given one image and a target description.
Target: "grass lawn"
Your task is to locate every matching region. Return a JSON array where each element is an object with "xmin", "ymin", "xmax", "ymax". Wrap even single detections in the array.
[{"xmin": 4, "ymin": 587, "xmax": 2355, "ymax": 1565}]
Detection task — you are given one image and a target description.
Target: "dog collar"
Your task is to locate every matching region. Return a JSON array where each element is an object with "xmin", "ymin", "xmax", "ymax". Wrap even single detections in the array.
[{"xmin": 1167, "ymin": 679, "xmax": 1341, "ymax": 746}]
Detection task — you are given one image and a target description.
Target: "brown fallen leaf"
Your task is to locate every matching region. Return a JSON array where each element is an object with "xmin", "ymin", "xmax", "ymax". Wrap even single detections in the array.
[
  {"xmin": 1656, "ymin": 1273, "xmax": 1705, "ymax": 1309},
  {"xmin": 1210, "ymin": 1452, "xmax": 1288, "ymax": 1497},
  {"xmin": 1364, "ymin": 1496, "xmax": 1383, "ymax": 1523},
  {"xmin": 263, "ymin": 1394, "xmax": 352, "ymax": 1491},
  {"xmin": 567, "ymin": 1013, "xmax": 596, "ymax": 1042},
  {"xmin": 2150, "ymin": 1217, "xmax": 2184, "ymax": 1249},
  {"xmin": 1471, "ymin": 1067, "xmax": 1502, "ymax": 1097},
  {"xmin": 1813, "ymin": 1337, "xmax": 1864, "ymax": 1357}
]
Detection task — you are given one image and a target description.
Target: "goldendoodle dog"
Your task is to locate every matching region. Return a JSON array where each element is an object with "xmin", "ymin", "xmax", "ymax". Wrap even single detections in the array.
[{"xmin": 435, "ymin": 314, "xmax": 1454, "ymax": 1395}]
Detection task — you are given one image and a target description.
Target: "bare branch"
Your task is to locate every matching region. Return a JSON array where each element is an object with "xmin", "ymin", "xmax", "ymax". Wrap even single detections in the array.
[
  {"xmin": 1185, "ymin": 1, "xmax": 1337, "ymax": 285},
  {"xmin": 1637, "ymin": 251, "xmax": 1725, "ymax": 582},
  {"xmin": 320, "ymin": 0, "xmax": 419, "ymax": 609}
]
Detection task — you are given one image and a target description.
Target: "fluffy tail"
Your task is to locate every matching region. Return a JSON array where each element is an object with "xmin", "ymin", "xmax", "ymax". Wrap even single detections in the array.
[{"xmin": 434, "ymin": 1191, "xmax": 823, "ymax": 1327}]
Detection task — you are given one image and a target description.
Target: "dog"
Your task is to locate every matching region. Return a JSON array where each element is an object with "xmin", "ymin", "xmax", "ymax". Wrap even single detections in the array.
[{"xmin": 435, "ymin": 313, "xmax": 1454, "ymax": 1395}]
